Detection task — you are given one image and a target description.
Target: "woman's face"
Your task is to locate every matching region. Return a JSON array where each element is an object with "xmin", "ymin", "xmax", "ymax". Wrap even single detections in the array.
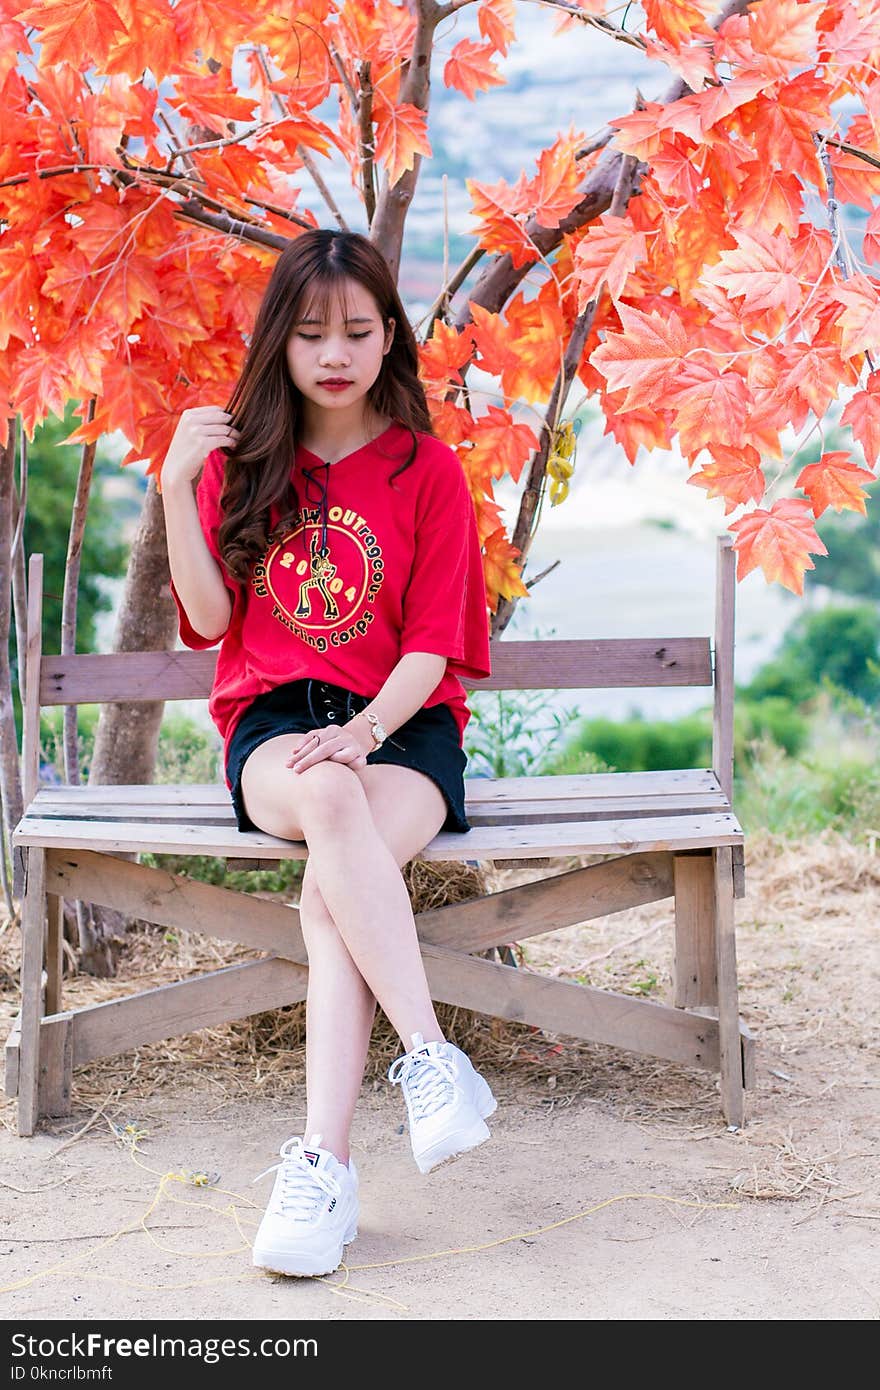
[{"xmin": 286, "ymin": 279, "xmax": 395, "ymax": 415}]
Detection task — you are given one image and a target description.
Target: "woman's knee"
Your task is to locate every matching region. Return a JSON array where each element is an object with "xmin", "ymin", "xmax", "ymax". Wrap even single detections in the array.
[
  {"xmin": 241, "ymin": 751, "xmax": 365, "ymax": 839},
  {"xmin": 294, "ymin": 761, "xmax": 369, "ymax": 834}
]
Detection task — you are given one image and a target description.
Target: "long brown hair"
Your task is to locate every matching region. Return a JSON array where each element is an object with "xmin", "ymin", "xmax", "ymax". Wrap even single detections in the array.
[{"xmin": 219, "ymin": 229, "xmax": 435, "ymax": 580}]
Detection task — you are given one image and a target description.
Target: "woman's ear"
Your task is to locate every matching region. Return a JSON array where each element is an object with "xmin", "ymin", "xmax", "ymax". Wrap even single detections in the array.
[{"xmin": 384, "ymin": 317, "xmax": 395, "ymax": 353}]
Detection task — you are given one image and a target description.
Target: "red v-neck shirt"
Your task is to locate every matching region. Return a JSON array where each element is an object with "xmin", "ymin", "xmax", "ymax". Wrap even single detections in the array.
[{"xmin": 170, "ymin": 422, "xmax": 493, "ymax": 775}]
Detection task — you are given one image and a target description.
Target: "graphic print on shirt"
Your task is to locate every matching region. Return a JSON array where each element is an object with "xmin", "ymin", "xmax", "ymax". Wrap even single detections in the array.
[
  {"xmin": 250, "ymin": 504, "xmax": 385, "ymax": 655},
  {"xmin": 296, "ymin": 530, "xmax": 339, "ymax": 621}
]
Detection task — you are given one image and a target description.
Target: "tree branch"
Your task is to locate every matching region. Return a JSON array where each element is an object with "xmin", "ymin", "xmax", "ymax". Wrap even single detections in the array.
[
  {"xmin": 252, "ymin": 44, "xmax": 350, "ymax": 231},
  {"xmin": 434, "ymin": 0, "xmax": 647, "ymax": 49},
  {"xmin": 369, "ymin": 0, "xmax": 440, "ymax": 276},
  {"xmin": 823, "ymin": 137, "xmax": 880, "ymax": 174},
  {"xmin": 455, "ymin": 0, "xmax": 754, "ymax": 328},
  {"xmin": 817, "ymin": 136, "xmax": 874, "ymax": 372},
  {"xmin": 358, "ymin": 60, "xmax": 377, "ymax": 226},
  {"xmin": 419, "ymin": 243, "xmax": 486, "ymax": 338},
  {"xmin": 491, "ymin": 151, "xmax": 641, "ymax": 637},
  {"xmin": 297, "ymin": 145, "xmax": 350, "ymax": 231}
]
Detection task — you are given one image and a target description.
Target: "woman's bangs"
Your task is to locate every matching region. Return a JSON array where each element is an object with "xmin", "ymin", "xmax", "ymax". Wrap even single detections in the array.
[{"xmin": 298, "ymin": 275, "xmax": 361, "ymax": 328}]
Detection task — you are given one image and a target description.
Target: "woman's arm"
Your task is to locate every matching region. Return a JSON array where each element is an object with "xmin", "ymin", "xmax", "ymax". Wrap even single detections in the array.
[
  {"xmin": 345, "ymin": 652, "xmax": 447, "ymax": 751},
  {"xmin": 161, "ymin": 407, "xmax": 239, "ymax": 642}
]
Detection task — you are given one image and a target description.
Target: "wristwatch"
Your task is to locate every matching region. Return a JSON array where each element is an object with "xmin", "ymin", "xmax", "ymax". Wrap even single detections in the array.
[{"xmin": 360, "ymin": 710, "xmax": 387, "ymax": 750}]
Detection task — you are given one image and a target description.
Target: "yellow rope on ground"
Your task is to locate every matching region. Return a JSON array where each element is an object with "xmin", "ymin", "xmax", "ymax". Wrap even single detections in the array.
[{"xmin": 0, "ymin": 1121, "xmax": 740, "ymax": 1308}]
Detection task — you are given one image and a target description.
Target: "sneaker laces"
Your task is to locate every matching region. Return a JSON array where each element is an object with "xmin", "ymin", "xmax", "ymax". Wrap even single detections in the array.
[
  {"xmin": 252, "ymin": 1136, "xmax": 341, "ymax": 1221},
  {"xmin": 388, "ymin": 1046, "xmax": 457, "ymax": 1122}
]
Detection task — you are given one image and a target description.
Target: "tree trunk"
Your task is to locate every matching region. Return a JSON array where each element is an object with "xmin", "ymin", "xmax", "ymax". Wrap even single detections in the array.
[
  {"xmin": 90, "ymin": 477, "xmax": 177, "ymax": 786},
  {"xmin": 80, "ymin": 478, "xmax": 178, "ymax": 973}
]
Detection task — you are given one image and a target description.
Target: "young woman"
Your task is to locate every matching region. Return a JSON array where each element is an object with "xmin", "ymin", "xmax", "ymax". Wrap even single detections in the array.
[{"xmin": 160, "ymin": 228, "xmax": 496, "ymax": 1278}]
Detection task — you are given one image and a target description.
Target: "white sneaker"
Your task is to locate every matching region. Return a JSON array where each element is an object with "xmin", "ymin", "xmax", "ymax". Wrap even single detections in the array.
[
  {"xmin": 251, "ymin": 1134, "xmax": 359, "ymax": 1277},
  {"xmin": 388, "ymin": 1032, "xmax": 497, "ymax": 1174}
]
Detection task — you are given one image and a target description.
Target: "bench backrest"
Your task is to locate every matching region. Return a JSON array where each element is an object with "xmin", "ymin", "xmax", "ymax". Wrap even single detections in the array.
[{"xmin": 22, "ymin": 536, "xmax": 735, "ymax": 802}]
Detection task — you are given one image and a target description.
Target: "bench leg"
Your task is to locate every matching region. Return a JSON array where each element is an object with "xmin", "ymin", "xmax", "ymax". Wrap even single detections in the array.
[
  {"xmin": 46, "ymin": 892, "xmax": 64, "ymax": 1017},
  {"xmin": 18, "ymin": 846, "xmax": 46, "ymax": 1137},
  {"xmin": 714, "ymin": 846, "xmax": 744, "ymax": 1128},
  {"xmin": 672, "ymin": 853, "xmax": 718, "ymax": 1008}
]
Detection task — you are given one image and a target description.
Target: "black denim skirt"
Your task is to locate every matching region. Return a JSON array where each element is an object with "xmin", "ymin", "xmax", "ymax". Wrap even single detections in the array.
[{"xmin": 225, "ymin": 677, "xmax": 470, "ymax": 835}]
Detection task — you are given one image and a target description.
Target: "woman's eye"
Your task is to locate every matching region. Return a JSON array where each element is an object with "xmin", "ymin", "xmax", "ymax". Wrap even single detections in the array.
[{"xmin": 296, "ymin": 331, "xmax": 371, "ymax": 340}]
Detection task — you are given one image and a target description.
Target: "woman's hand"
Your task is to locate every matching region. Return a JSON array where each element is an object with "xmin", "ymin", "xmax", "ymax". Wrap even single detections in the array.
[
  {"xmin": 161, "ymin": 406, "xmax": 240, "ymax": 491},
  {"xmin": 287, "ymin": 718, "xmax": 374, "ymax": 774}
]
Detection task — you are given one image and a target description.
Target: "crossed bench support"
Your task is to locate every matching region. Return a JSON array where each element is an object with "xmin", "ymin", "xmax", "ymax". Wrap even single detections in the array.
[{"xmin": 8, "ymin": 540, "xmax": 752, "ymax": 1135}]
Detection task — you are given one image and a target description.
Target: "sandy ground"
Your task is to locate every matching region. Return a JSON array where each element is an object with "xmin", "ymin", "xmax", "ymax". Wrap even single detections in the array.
[{"xmin": 1, "ymin": 835, "xmax": 878, "ymax": 1322}]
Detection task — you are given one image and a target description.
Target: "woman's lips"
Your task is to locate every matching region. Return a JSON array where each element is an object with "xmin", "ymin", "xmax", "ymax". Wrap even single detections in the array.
[{"xmin": 318, "ymin": 380, "xmax": 353, "ymax": 391}]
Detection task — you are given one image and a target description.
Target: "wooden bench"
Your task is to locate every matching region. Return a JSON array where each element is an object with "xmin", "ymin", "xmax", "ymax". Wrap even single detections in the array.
[{"xmin": 7, "ymin": 538, "xmax": 751, "ymax": 1137}]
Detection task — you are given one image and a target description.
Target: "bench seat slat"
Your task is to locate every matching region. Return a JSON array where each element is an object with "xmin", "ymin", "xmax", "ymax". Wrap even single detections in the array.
[
  {"xmin": 25, "ymin": 791, "xmax": 733, "ymax": 825},
  {"xmin": 14, "ymin": 811, "xmax": 743, "ymax": 858},
  {"xmin": 30, "ymin": 767, "xmax": 724, "ymax": 807}
]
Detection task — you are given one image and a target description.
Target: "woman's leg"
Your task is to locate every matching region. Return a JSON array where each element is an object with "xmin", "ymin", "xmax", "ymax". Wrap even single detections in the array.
[
  {"xmin": 297, "ymin": 857, "xmax": 376, "ymax": 1165},
  {"xmin": 241, "ymin": 741, "xmax": 449, "ymax": 1157}
]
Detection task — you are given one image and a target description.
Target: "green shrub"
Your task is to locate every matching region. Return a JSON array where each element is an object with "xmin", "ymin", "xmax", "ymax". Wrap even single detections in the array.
[
  {"xmin": 734, "ymin": 696, "xmax": 808, "ymax": 759},
  {"xmin": 464, "ymin": 687, "xmax": 582, "ymax": 777},
  {"xmin": 742, "ymin": 604, "xmax": 880, "ymax": 706},
  {"xmin": 545, "ymin": 709, "xmax": 714, "ymax": 775},
  {"xmin": 156, "ymin": 712, "xmax": 221, "ymax": 784}
]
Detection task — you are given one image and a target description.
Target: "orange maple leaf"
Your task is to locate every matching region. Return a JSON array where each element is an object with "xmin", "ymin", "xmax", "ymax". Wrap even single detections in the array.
[
  {"xmin": 573, "ymin": 214, "xmax": 648, "ymax": 306},
  {"xmin": 609, "ymin": 104, "xmax": 667, "ymax": 162},
  {"xmin": 466, "ymin": 406, "xmax": 539, "ymax": 484},
  {"xmin": 641, "ymin": 0, "xmax": 715, "ymax": 50},
  {"xmin": 643, "ymin": 35, "xmax": 717, "ymax": 88},
  {"xmin": 666, "ymin": 364, "xmax": 752, "ymax": 456},
  {"xmin": 104, "ymin": 0, "xmax": 183, "ymax": 79},
  {"xmin": 796, "ymin": 451, "xmax": 876, "ymax": 517},
  {"xmin": 820, "ymin": 2, "xmax": 880, "ymax": 67},
  {"xmin": 828, "ymin": 133, "xmax": 880, "ymax": 213},
  {"xmin": 173, "ymin": 0, "xmax": 254, "ymax": 59},
  {"xmin": 419, "ymin": 321, "xmax": 474, "ymax": 402},
  {"xmin": 731, "ymin": 163, "xmax": 803, "ymax": 236},
  {"xmin": 707, "ymin": 228, "xmax": 802, "ymax": 319},
  {"xmin": 735, "ymin": 73, "xmax": 830, "ymax": 181},
  {"xmin": 479, "ymin": 0, "xmax": 518, "ymax": 54},
  {"xmin": 663, "ymin": 185, "xmax": 734, "ymax": 303},
  {"xmin": 468, "ymin": 303, "xmax": 522, "ymax": 381},
  {"xmin": 688, "ymin": 444, "xmax": 766, "ymax": 513},
  {"xmin": 501, "ymin": 290, "xmax": 567, "ymax": 403},
  {"xmin": 728, "ymin": 498, "xmax": 828, "ymax": 594},
  {"xmin": 746, "ymin": 342, "xmax": 855, "ymax": 434},
  {"xmin": 529, "ymin": 129, "xmax": 587, "ymax": 229},
  {"xmin": 429, "ymin": 401, "xmax": 478, "ymax": 451},
  {"xmin": 0, "ymin": 241, "xmax": 41, "ymax": 349},
  {"xmin": 833, "ymin": 274, "xmax": 880, "ymax": 358},
  {"xmin": 18, "ymin": 0, "xmax": 126, "ymax": 69},
  {"xmin": 372, "ymin": 94, "xmax": 433, "ymax": 189},
  {"xmin": 467, "ymin": 171, "xmax": 536, "ymax": 269},
  {"xmin": 744, "ymin": 0, "xmax": 822, "ymax": 75},
  {"xmin": 590, "ymin": 304, "xmax": 690, "ymax": 411},
  {"xmin": 601, "ymin": 393, "xmax": 673, "ymax": 465},
  {"xmin": 841, "ymin": 371, "xmax": 880, "ymax": 465},
  {"xmin": 12, "ymin": 336, "xmax": 73, "ymax": 438},
  {"xmin": 482, "ymin": 526, "xmax": 529, "ymax": 612},
  {"xmin": 444, "ymin": 39, "xmax": 505, "ymax": 100},
  {"xmin": 649, "ymin": 135, "xmax": 704, "ymax": 203}
]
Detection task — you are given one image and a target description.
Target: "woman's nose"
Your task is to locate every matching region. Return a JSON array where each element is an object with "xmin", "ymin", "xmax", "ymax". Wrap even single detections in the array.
[{"xmin": 319, "ymin": 340, "xmax": 350, "ymax": 365}]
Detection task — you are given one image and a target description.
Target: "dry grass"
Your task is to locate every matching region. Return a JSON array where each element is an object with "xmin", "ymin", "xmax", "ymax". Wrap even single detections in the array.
[{"xmin": 2, "ymin": 832, "xmax": 878, "ymax": 1209}]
